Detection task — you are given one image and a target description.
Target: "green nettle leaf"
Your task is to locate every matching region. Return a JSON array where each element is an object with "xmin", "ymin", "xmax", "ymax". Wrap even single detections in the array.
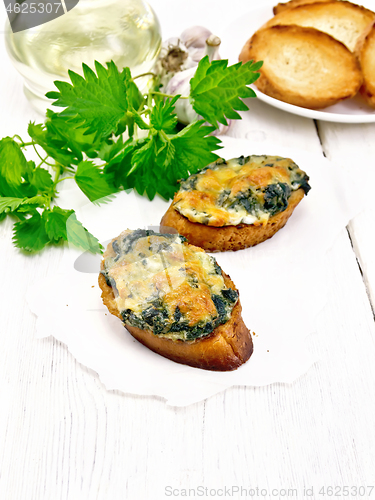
[
  {"xmin": 112, "ymin": 123, "xmax": 222, "ymax": 200},
  {"xmin": 28, "ymin": 122, "xmax": 77, "ymax": 166},
  {"xmin": 103, "ymin": 140, "xmax": 144, "ymax": 189},
  {"xmin": 13, "ymin": 213, "xmax": 50, "ymax": 253},
  {"xmin": 43, "ymin": 206, "xmax": 74, "ymax": 241},
  {"xmin": 15, "ymin": 198, "xmax": 47, "ymax": 216},
  {"xmin": 0, "ymin": 197, "xmax": 26, "ymax": 214},
  {"xmin": 121, "ymin": 67, "xmax": 145, "ymax": 111},
  {"xmin": 145, "ymin": 179, "xmax": 157, "ymax": 200},
  {"xmin": 75, "ymin": 160, "xmax": 117, "ymax": 203},
  {"xmin": 0, "ymin": 137, "xmax": 37, "ymax": 198},
  {"xmin": 0, "ymin": 195, "xmax": 47, "ymax": 220},
  {"xmin": 130, "ymin": 137, "xmax": 156, "ymax": 178},
  {"xmin": 0, "ymin": 57, "xmax": 263, "ymax": 255},
  {"xmin": 190, "ymin": 56, "xmax": 262, "ymax": 128},
  {"xmin": 12, "ymin": 195, "xmax": 47, "ymax": 215},
  {"xmin": 29, "ymin": 167, "xmax": 54, "ymax": 194},
  {"xmin": 65, "ymin": 212, "xmax": 103, "ymax": 254},
  {"xmin": 115, "ymin": 138, "xmax": 153, "ymax": 197},
  {"xmin": 44, "ymin": 110, "xmax": 101, "ymax": 162},
  {"xmin": 150, "ymin": 96, "xmax": 179, "ymax": 133},
  {"xmin": 105, "ymin": 136, "xmax": 159, "ymax": 199},
  {"xmin": 131, "ymin": 113, "xmax": 150, "ymax": 131},
  {"xmin": 97, "ymin": 135, "xmax": 125, "ymax": 163},
  {"xmin": 46, "ymin": 61, "xmax": 132, "ymax": 140},
  {"xmin": 117, "ymin": 67, "xmax": 147, "ymax": 137},
  {"xmin": 167, "ymin": 121, "xmax": 222, "ymax": 180},
  {"xmin": 155, "ymin": 134, "xmax": 176, "ymax": 169}
]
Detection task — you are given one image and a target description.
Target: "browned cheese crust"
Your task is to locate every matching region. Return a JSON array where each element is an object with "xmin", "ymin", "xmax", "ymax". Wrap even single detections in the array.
[
  {"xmin": 98, "ymin": 272, "xmax": 253, "ymax": 371},
  {"xmin": 160, "ymin": 188, "xmax": 305, "ymax": 252},
  {"xmin": 239, "ymin": 25, "xmax": 363, "ymax": 109},
  {"xmin": 355, "ymin": 21, "xmax": 375, "ymax": 107}
]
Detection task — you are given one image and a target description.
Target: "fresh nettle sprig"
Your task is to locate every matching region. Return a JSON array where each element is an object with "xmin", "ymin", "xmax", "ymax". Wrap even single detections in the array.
[{"xmin": 0, "ymin": 57, "xmax": 262, "ymax": 254}]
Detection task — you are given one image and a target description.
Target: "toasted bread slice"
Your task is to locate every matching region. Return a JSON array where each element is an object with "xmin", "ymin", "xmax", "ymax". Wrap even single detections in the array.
[
  {"xmin": 355, "ymin": 22, "xmax": 375, "ymax": 107},
  {"xmin": 161, "ymin": 189, "xmax": 305, "ymax": 252},
  {"xmin": 273, "ymin": 0, "xmax": 336, "ymax": 15},
  {"xmin": 265, "ymin": 1, "xmax": 375, "ymax": 52},
  {"xmin": 99, "ymin": 272, "xmax": 252, "ymax": 371},
  {"xmin": 239, "ymin": 25, "xmax": 363, "ymax": 109},
  {"xmin": 161, "ymin": 154, "xmax": 310, "ymax": 252},
  {"xmin": 99, "ymin": 231, "xmax": 253, "ymax": 371}
]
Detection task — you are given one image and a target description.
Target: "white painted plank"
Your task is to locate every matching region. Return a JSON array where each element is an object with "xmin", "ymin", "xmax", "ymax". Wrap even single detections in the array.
[
  {"xmin": 317, "ymin": 121, "xmax": 375, "ymax": 308},
  {"xmin": 1, "ymin": 233, "xmax": 375, "ymax": 500},
  {"xmin": 1, "ymin": 1, "xmax": 375, "ymax": 499}
]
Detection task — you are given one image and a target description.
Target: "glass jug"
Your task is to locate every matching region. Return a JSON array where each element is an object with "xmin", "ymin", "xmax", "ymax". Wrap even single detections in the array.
[{"xmin": 4, "ymin": 0, "xmax": 162, "ymax": 114}]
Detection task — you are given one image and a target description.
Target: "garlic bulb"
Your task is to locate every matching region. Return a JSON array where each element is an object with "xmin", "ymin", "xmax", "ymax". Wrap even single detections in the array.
[
  {"xmin": 153, "ymin": 28, "xmax": 212, "ymax": 88},
  {"xmin": 180, "ymin": 26, "xmax": 214, "ymax": 63},
  {"xmin": 180, "ymin": 26, "xmax": 212, "ymax": 48},
  {"xmin": 156, "ymin": 29, "xmax": 222, "ymax": 126}
]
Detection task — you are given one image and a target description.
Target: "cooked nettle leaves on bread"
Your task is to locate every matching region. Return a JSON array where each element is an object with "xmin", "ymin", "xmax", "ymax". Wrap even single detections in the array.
[
  {"xmin": 99, "ymin": 229, "xmax": 253, "ymax": 370},
  {"xmin": 161, "ymin": 155, "xmax": 311, "ymax": 252}
]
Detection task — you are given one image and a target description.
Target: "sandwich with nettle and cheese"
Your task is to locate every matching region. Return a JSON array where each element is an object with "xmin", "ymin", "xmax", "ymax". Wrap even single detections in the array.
[
  {"xmin": 99, "ymin": 229, "xmax": 253, "ymax": 371},
  {"xmin": 160, "ymin": 155, "xmax": 311, "ymax": 252}
]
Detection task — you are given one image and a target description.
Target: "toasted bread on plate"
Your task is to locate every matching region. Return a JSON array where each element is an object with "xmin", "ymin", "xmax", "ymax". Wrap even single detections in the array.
[
  {"xmin": 239, "ymin": 25, "xmax": 363, "ymax": 109},
  {"xmin": 273, "ymin": 0, "xmax": 333, "ymax": 15},
  {"xmin": 264, "ymin": 1, "xmax": 375, "ymax": 52},
  {"xmin": 355, "ymin": 21, "xmax": 375, "ymax": 107}
]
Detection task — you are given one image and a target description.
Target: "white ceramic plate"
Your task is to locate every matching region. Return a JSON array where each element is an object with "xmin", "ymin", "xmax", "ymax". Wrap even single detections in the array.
[{"xmin": 220, "ymin": 5, "xmax": 375, "ymax": 123}]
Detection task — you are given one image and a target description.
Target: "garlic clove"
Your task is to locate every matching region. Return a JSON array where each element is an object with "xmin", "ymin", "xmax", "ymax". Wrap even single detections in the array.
[
  {"xmin": 187, "ymin": 47, "xmax": 208, "ymax": 64},
  {"xmin": 164, "ymin": 67, "xmax": 199, "ymax": 125},
  {"xmin": 206, "ymin": 35, "xmax": 221, "ymax": 47},
  {"xmin": 180, "ymin": 26, "xmax": 213, "ymax": 49},
  {"xmin": 205, "ymin": 35, "xmax": 221, "ymax": 61},
  {"xmin": 165, "ymin": 66, "xmax": 196, "ymax": 96}
]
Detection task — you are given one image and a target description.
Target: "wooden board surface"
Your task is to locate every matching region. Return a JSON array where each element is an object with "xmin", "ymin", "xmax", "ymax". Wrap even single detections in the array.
[{"xmin": 1, "ymin": 1, "xmax": 375, "ymax": 498}]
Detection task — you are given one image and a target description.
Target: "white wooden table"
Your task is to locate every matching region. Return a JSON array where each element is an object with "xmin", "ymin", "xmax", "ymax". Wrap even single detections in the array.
[{"xmin": 1, "ymin": 1, "xmax": 375, "ymax": 499}]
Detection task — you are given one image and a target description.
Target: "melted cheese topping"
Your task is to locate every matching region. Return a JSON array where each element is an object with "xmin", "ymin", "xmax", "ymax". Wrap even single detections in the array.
[
  {"xmin": 174, "ymin": 155, "xmax": 309, "ymax": 226},
  {"xmin": 102, "ymin": 230, "xmax": 238, "ymax": 341}
]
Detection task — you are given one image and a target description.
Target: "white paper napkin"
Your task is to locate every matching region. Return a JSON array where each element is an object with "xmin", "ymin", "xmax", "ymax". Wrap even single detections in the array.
[{"xmin": 26, "ymin": 137, "xmax": 364, "ymax": 406}]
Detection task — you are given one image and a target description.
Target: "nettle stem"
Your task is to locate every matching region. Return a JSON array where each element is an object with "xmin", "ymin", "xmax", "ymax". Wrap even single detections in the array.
[
  {"xmin": 37, "ymin": 156, "xmax": 50, "ymax": 169},
  {"xmin": 55, "ymin": 176, "xmax": 74, "ymax": 184},
  {"xmin": 150, "ymin": 91, "xmax": 189, "ymax": 100},
  {"xmin": 13, "ymin": 135, "xmax": 34, "ymax": 148},
  {"xmin": 32, "ymin": 144, "xmax": 55, "ymax": 167},
  {"xmin": 53, "ymin": 164, "xmax": 62, "ymax": 184},
  {"xmin": 132, "ymin": 72, "xmax": 157, "ymax": 80},
  {"xmin": 160, "ymin": 130, "xmax": 170, "ymax": 142}
]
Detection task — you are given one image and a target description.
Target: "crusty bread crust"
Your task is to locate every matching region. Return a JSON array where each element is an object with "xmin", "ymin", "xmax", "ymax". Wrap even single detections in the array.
[
  {"xmin": 98, "ymin": 272, "xmax": 253, "ymax": 371},
  {"xmin": 273, "ymin": 0, "xmax": 333, "ymax": 16},
  {"xmin": 355, "ymin": 22, "xmax": 375, "ymax": 107},
  {"xmin": 239, "ymin": 25, "xmax": 362, "ymax": 109},
  {"xmin": 160, "ymin": 189, "xmax": 305, "ymax": 252},
  {"xmin": 265, "ymin": 1, "xmax": 375, "ymax": 52}
]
